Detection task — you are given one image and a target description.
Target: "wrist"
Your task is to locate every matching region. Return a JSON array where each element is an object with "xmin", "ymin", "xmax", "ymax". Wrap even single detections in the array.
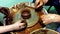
[
  {"xmin": 55, "ymin": 16, "xmax": 60, "ymax": 22},
  {"xmin": 12, "ymin": 23, "xmax": 25, "ymax": 30},
  {"xmin": 52, "ymin": 15, "xmax": 60, "ymax": 22},
  {"xmin": 12, "ymin": 24, "xmax": 20, "ymax": 30}
]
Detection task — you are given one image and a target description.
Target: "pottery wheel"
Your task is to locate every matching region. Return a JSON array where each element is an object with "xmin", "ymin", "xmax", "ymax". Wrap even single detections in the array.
[{"xmin": 10, "ymin": 2, "xmax": 39, "ymax": 27}]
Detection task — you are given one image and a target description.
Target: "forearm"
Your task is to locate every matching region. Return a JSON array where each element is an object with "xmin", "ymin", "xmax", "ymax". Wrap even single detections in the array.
[
  {"xmin": 41, "ymin": 14, "xmax": 60, "ymax": 25},
  {"xmin": 54, "ymin": 15, "xmax": 60, "ymax": 22},
  {"xmin": 48, "ymin": 14, "xmax": 60, "ymax": 23},
  {"xmin": 0, "ymin": 24, "xmax": 15, "ymax": 33},
  {"xmin": 0, "ymin": 20, "xmax": 25, "ymax": 33}
]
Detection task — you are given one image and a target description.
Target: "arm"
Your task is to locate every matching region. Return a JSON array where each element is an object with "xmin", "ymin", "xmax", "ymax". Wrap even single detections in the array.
[
  {"xmin": 0, "ymin": 24, "xmax": 15, "ymax": 33},
  {"xmin": 0, "ymin": 20, "xmax": 25, "ymax": 33}
]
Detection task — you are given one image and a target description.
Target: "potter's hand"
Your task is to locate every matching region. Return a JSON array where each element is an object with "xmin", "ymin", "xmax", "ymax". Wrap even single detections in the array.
[
  {"xmin": 35, "ymin": 0, "xmax": 43, "ymax": 8},
  {"xmin": 13, "ymin": 20, "xmax": 26, "ymax": 30},
  {"xmin": 0, "ymin": 20, "xmax": 26, "ymax": 33},
  {"xmin": 41, "ymin": 14, "xmax": 60, "ymax": 25},
  {"xmin": 35, "ymin": 0, "xmax": 48, "ymax": 8}
]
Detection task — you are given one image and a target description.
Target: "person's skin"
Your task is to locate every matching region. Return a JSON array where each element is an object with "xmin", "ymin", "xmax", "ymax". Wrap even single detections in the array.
[
  {"xmin": 0, "ymin": 20, "xmax": 25, "ymax": 33},
  {"xmin": 40, "ymin": 14, "xmax": 60, "ymax": 25},
  {"xmin": 35, "ymin": 0, "xmax": 60, "ymax": 25},
  {"xmin": 35, "ymin": 0, "xmax": 48, "ymax": 8}
]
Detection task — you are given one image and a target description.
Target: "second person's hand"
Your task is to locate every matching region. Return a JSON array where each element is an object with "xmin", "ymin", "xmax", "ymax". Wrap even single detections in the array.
[
  {"xmin": 35, "ymin": 0, "xmax": 44, "ymax": 8},
  {"xmin": 35, "ymin": 0, "xmax": 48, "ymax": 8},
  {"xmin": 41, "ymin": 14, "xmax": 60, "ymax": 25}
]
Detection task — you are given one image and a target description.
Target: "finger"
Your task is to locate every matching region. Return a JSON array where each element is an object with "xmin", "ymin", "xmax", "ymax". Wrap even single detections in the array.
[
  {"xmin": 15, "ymin": 20, "xmax": 25, "ymax": 24},
  {"xmin": 43, "ymin": 18, "xmax": 53, "ymax": 25},
  {"xmin": 17, "ymin": 19, "xmax": 25, "ymax": 23},
  {"xmin": 35, "ymin": 0, "xmax": 40, "ymax": 7},
  {"xmin": 43, "ymin": 21, "xmax": 48, "ymax": 25},
  {"xmin": 37, "ymin": 1, "xmax": 43, "ymax": 8},
  {"xmin": 15, "ymin": 19, "xmax": 23, "ymax": 24},
  {"xmin": 15, "ymin": 23, "xmax": 25, "ymax": 30},
  {"xmin": 15, "ymin": 20, "xmax": 21, "ymax": 23},
  {"xmin": 20, "ymin": 25, "xmax": 26, "ymax": 29},
  {"xmin": 41, "ymin": 15, "xmax": 46, "ymax": 19},
  {"xmin": 19, "ymin": 23, "xmax": 25, "ymax": 26},
  {"xmin": 43, "ymin": 20, "xmax": 50, "ymax": 25}
]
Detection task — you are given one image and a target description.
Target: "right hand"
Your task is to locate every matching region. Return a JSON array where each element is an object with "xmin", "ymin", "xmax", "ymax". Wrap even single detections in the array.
[
  {"xmin": 35, "ymin": 0, "xmax": 48, "ymax": 8},
  {"xmin": 35, "ymin": 0, "xmax": 43, "ymax": 8},
  {"xmin": 41, "ymin": 14, "xmax": 60, "ymax": 25}
]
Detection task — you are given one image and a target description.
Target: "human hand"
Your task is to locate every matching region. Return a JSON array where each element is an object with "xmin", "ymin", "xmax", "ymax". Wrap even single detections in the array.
[
  {"xmin": 35, "ymin": 0, "xmax": 43, "ymax": 8},
  {"xmin": 35, "ymin": 0, "xmax": 48, "ymax": 8},
  {"xmin": 13, "ymin": 19, "xmax": 27, "ymax": 30},
  {"xmin": 41, "ymin": 14, "xmax": 60, "ymax": 25}
]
